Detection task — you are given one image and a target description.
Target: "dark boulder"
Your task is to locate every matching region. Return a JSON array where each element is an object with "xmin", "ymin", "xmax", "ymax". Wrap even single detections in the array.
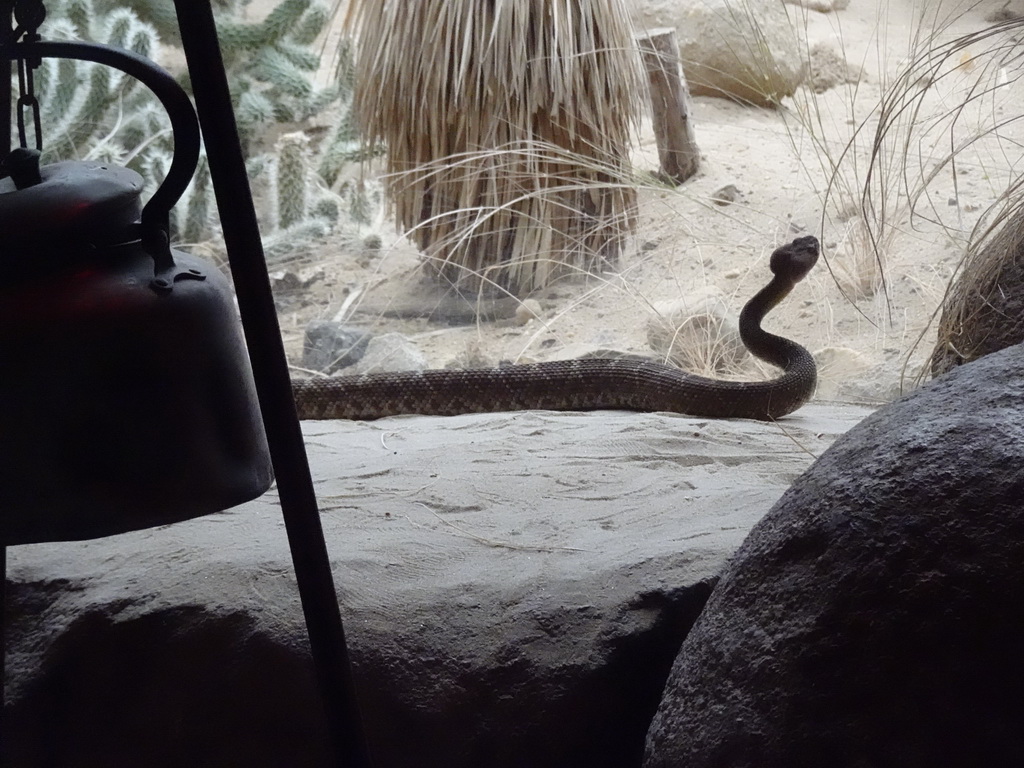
[{"xmin": 645, "ymin": 343, "xmax": 1024, "ymax": 768}]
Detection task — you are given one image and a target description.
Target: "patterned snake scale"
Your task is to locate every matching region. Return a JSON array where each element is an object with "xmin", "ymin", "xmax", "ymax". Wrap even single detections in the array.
[{"xmin": 292, "ymin": 236, "xmax": 820, "ymax": 421}]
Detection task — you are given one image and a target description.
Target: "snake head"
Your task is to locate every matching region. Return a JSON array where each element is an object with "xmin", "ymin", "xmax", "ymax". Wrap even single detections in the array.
[{"xmin": 770, "ymin": 235, "xmax": 820, "ymax": 284}]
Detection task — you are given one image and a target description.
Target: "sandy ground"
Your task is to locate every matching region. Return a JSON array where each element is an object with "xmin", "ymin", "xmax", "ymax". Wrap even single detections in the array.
[
  {"xmin": 270, "ymin": 0, "xmax": 1024, "ymax": 412},
  {"xmin": 7, "ymin": 404, "xmax": 876, "ymax": 646}
]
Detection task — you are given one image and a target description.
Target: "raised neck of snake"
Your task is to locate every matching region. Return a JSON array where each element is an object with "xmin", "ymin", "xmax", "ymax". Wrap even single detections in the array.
[{"xmin": 738, "ymin": 274, "xmax": 813, "ymax": 374}]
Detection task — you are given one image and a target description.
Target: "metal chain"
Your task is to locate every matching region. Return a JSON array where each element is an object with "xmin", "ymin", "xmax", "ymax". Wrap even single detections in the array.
[
  {"xmin": 16, "ymin": 55, "xmax": 41, "ymax": 150},
  {"xmin": 12, "ymin": 0, "xmax": 45, "ymax": 150}
]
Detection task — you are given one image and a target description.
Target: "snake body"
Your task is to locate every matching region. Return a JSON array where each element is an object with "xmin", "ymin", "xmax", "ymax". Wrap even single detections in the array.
[{"xmin": 292, "ymin": 236, "xmax": 819, "ymax": 421}]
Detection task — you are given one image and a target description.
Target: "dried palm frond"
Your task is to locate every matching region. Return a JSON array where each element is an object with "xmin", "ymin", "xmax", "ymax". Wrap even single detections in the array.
[{"xmin": 343, "ymin": 0, "xmax": 643, "ymax": 295}]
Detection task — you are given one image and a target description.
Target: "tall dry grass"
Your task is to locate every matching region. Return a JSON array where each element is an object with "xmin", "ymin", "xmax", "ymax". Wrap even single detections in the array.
[
  {"xmin": 857, "ymin": 7, "xmax": 1024, "ymax": 378},
  {"xmin": 783, "ymin": 1, "xmax": 1024, "ymax": 322},
  {"xmin": 341, "ymin": 0, "xmax": 643, "ymax": 296},
  {"xmin": 782, "ymin": 1, "xmax": 992, "ymax": 302}
]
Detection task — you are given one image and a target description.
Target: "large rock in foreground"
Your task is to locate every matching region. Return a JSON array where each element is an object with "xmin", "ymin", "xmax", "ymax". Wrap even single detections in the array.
[
  {"xmin": 644, "ymin": 344, "xmax": 1024, "ymax": 767},
  {"xmin": 3, "ymin": 406, "xmax": 868, "ymax": 768}
]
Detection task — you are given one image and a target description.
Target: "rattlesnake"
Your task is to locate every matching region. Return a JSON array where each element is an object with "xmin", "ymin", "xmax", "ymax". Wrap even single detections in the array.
[{"xmin": 292, "ymin": 236, "xmax": 819, "ymax": 421}]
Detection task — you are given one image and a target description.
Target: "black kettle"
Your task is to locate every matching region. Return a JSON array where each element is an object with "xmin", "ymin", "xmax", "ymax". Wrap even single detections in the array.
[{"xmin": 0, "ymin": 41, "xmax": 273, "ymax": 545}]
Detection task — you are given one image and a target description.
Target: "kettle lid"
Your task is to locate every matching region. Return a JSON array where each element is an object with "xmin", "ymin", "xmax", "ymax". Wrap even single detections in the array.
[{"xmin": 0, "ymin": 148, "xmax": 144, "ymax": 266}]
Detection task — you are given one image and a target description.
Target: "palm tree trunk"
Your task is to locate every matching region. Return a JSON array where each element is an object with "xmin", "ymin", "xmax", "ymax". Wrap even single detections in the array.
[{"xmin": 345, "ymin": 0, "xmax": 642, "ymax": 296}]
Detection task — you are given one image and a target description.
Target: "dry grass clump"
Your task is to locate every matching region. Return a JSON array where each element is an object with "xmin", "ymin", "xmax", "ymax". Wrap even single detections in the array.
[
  {"xmin": 342, "ymin": 0, "xmax": 643, "ymax": 296},
  {"xmin": 829, "ymin": 215, "xmax": 885, "ymax": 299},
  {"xmin": 647, "ymin": 288, "xmax": 748, "ymax": 378},
  {"xmin": 930, "ymin": 195, "xmax": 1024, "ymax": 376}
]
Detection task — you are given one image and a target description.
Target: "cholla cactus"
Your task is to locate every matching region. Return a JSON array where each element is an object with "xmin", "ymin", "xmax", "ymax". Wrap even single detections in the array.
[
  {"xmin": 268, "ymin": 131, "xmax": 344, "ymax": 245},
  {"xmin": 180, "ymin": 157, "xmax": 213, "ymax": 244},
  {"xmin": 222, "ymin": 0, "xmax": 335, "ymax": 148},
  {"xmin": 32, "ymin": 0, "xmax": 163, "ymax": 162},
  {"xmin": 16, "ymin": 0, "xmax": 367, "ymax": 251},
  {"xmin": 317, "ymin": 36, "xmax": 386, "ymax": 187},
  {"xmin": 274, "ymin": 131, "xmax": 310, "ymax": 229},
  {"xmin": 123, "ymin": 0, "xmax": 335, "ymax": 150}
]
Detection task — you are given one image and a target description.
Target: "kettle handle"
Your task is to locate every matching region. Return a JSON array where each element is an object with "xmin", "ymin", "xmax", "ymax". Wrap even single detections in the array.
[{"xmin": 5, "ymin": 40, "xmax": 201, "ymax": 271}]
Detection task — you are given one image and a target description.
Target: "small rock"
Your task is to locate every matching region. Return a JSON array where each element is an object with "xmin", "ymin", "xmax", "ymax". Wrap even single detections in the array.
[
  {"xmin": 302, "ymin": 321, "xmax": 371, "ymax": 374},
  {"xmin": 269, "ymin": 270, "xmax": 302, "ymax": 293},
  {"xmin": 298, "ymin": 265, "xmax": 326, "ymax": 288},
  {"xmin": 353, "ymin": 332, "xmax": 428, "ymax": 374},
  {"xmin": 514, "ymin": 299, "xmax": 543, "ymax": 326},
  {"xmin": 270, "ymin": 268, "xmax": 327, "ymax": 309},
  {"xmin": 811, "ymin": 346, "xmax": 870, "ymax": 399},
  {"xmin": 710, "ymin": 184, "xmax": 741, "ymax": 206},
  {"xmin": 985, "ymin": 5, "xmax": 1024, "ymax": 22},
  {"xmin": 806, "ymin": 43, "xmax": 863, "ymax": 93}
]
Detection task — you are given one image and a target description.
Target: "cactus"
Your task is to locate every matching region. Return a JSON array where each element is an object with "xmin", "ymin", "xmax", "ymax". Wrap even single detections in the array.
[
  {"xmin": 346, "ymin": 179, "xmax": 375, "ymax": 226},
  {"xmin": 214, "ymin": 0, "xmax": 336, "ymax": 147},
  {"xmin": 317, "ymin": 37, "xmax": 385, "ymax": 186},
  {"xmin": 181, "ymin": 157, "xmax": 213, "ymax": 244},
  {"xmin": 118, "ymin": 0, "xmax": 336, "ymax": 149},
  {"xmin": 262, "ymin": 218, "xmax": 333, "ymax": 264},
  {"xmin": 275, "ymin": 131, "xmax": 310, "ymax": 229},
  {"xmin": 64, "ymin": 0, "xmax": 90, "ymax": 38},
  {"xmin": 39, "ymin": 53, "xmax": 80, "ymax": 127},
  {"xmin": 310, "ymin": 195, "xmax": 340, "ymax": 224},
  {"xmin": 30, "ymin": 0, "xmax": 166, "ymax": 164},
  {"xmin": 11, "ymin": 0, "xmax": 376, "ymax": 253},
  {"xmin": 317, "ymin": 105, "xmax": 358, "ymax": 187},
  {"xmin": 94, "ymin": 0, "xmax": 179, "ymax": 42}
]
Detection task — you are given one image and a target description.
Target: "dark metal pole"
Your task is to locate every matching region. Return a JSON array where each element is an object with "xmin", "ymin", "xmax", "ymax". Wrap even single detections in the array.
[
  {"xmin": 0, "ymin": 546, "xmax": 6, "ymax": 767},
  {"xmin": 2, "ymin": 0, "xmax": 13, "ymax": 161},
  {"xmin": 170, "ymin": 3, "xmax": 372, "ymax": 766},
  {"xmin": 2, "ymin": 5, "xmax": 12, "ymax": 761}
]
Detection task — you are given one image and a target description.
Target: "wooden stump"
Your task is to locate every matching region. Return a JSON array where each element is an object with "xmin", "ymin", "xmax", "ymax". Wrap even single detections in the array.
[{"xmin": 636, "ymin": 28, "xmax": 701, "ymax": 185}]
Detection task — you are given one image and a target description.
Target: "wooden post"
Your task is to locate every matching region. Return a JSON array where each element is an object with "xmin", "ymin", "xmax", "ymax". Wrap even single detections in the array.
[{"xmin": 636, "ymin": 28, "xmax": 700, "ymax": 185}]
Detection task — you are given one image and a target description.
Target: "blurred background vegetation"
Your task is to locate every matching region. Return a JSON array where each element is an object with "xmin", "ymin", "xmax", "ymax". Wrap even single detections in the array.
[{"xmin": 19, "ymin": 0, "xmax": 379, "ymax": 262}]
